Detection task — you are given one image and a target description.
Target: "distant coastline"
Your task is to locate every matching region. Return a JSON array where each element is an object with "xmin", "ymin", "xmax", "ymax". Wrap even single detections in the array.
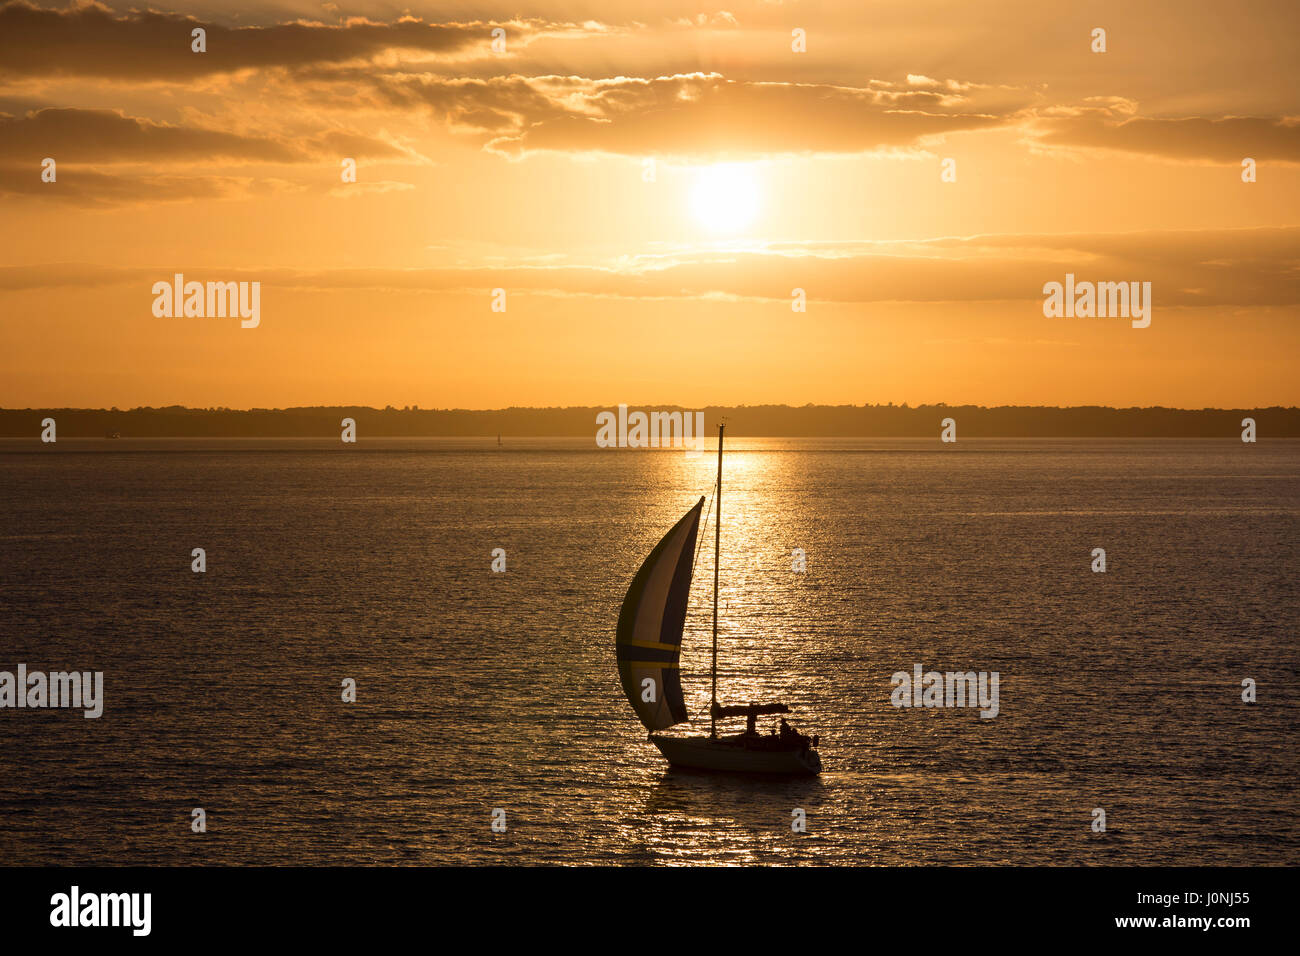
[{"xmin": 2, "ymin": 405, "xmax": 1297, "ymax": 438}]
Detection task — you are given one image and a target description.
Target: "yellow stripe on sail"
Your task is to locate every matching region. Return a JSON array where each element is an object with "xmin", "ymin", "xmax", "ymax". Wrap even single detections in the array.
[
  {"xmin": 621, "ymin": 639, "xmax": 682, "ymax": 653},
  {"xmin": 622, "ymin": 661, "xmax": 680, "ymax": 669}
]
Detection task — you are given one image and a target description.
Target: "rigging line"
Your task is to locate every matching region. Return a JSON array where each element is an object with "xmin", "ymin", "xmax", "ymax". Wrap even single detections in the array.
[{"xmin": 692, "ymin": 471, "xmax": 719, "ymax": 581}]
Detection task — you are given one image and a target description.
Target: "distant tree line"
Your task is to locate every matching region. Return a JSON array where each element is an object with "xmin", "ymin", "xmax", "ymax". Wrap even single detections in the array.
[{"xmin": 1, "ymin": 404, "xmax": 1295, "ymax": 438}]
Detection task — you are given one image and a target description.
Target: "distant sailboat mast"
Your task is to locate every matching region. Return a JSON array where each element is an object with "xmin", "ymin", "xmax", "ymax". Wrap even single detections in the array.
[{"xmin": 710, "ymin": 423, "xmax": 723, "ymax": 738}]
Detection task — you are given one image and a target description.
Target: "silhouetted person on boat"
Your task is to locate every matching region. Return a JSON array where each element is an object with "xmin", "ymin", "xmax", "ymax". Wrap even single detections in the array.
[{"xmin": 781, "ymin": 718, "xmax": 809, "ymax": 750}]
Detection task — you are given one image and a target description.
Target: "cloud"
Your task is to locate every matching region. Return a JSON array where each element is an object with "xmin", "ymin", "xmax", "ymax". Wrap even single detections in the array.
[
  {"xmin": 1034, "ymin": 111, "xmax": 1300, "ymax": 163},
  {"xmin": 328, "ymin": 180, "xmax": 416, "ymax": 198},
  {"xmin": 0, "ymin": 1, "xmax": 586, "ymax": 79},
  {"xmin": 0, "ymin": 164, "xmax": 313, "ymax": 205},
  {"xmin": 0, "ymin": 106, "xmax": 418, "ymax": 205},
  {"xmin": 5, "ymin": 227, "xmax": 1295, "ymax": 307},
  {"xmin": 0, "ymin": 107, "xmax": 410, "ymax": 172},
  {"xmin": 0, "ymin": 107, "xmax": 302, "ymax": 163},
  {"xmin": 7, "ymin": 3, "xmax": 1284, "ymax": 168},
  {"xmin": 365, "ymin": 72, "xmax": 1005, "ymax": 159}
]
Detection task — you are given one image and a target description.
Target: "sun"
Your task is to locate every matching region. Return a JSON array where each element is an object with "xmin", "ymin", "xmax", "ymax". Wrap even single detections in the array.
[{"xmin": 689, "ymin": 164, "xmax": 761, "ymax": 233}]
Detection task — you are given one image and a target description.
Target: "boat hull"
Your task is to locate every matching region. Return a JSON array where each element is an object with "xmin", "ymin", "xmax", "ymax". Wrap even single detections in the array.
[{"xmin": 651, "ymin": 733, "xmax": 822, "ymax": 775}]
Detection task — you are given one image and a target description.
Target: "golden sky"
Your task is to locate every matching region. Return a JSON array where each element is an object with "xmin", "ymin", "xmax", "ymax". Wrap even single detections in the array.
[{"xmin": 1, "ymin": 0, "xmax": 1297, "ymax": 408}]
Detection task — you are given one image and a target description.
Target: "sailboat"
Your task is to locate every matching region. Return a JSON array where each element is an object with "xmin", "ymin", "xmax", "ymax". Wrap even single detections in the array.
[{"xmin": 615, "ymin": 424, "xmax": 822, "ymax": 775}]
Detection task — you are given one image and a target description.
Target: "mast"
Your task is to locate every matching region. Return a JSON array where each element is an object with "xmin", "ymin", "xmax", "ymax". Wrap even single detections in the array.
[{"xmin": 711, "ymin": 423, "xmax": 723, "ymax": 737}]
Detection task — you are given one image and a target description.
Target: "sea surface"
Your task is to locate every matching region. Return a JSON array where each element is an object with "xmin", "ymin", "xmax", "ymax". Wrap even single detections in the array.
[{"xmin": 0, "ymin": 437, "xmax": 1296, "ymax": 865}]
